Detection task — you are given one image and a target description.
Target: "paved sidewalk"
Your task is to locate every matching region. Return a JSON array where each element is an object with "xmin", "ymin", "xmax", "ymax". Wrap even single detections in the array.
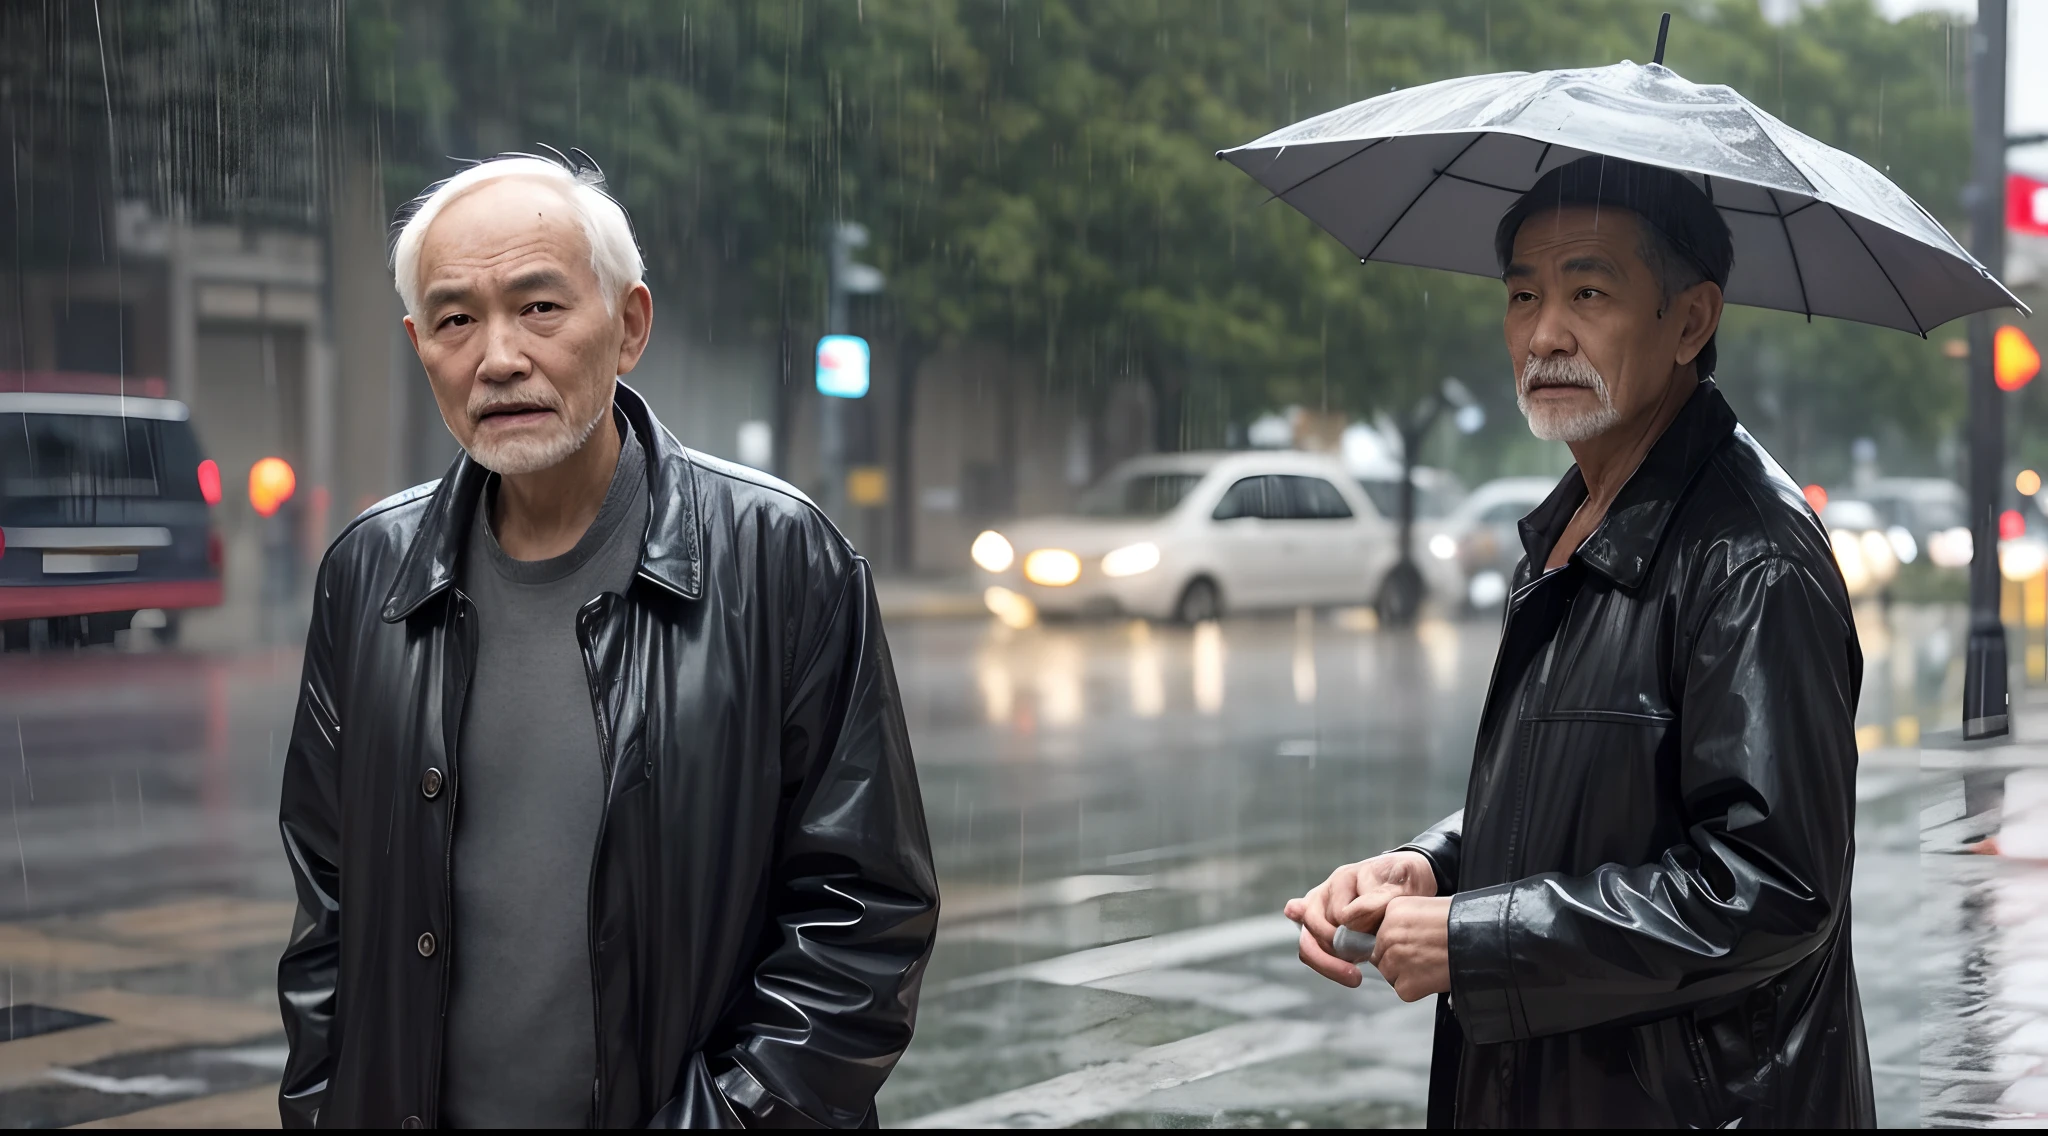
[{"xmin": 1918, "ymin": 685, "xmax": 2048, "ymax": 1125}]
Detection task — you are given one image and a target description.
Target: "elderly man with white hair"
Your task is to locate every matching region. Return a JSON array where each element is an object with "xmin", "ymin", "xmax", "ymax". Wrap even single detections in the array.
[{"xmin": 276, "ymin": 150, "xmax": 938, "ymax": 1129}]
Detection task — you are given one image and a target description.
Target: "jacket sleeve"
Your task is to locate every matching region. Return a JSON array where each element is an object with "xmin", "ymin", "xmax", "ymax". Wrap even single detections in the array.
[
  {"xmin": 1447, "ymin": 555, "xmax": 1859, "ymax": 1044},
  {"xmin": 277, "ymin": 555, "xmax": 347, "ymax": 1127},
  {"xmin": 709, "ymin": 555, "xmax": 940, "ymax": 1127},
  {"xmin": 1395, "ymin": 810, "xmax": 1463, "ymax": 895}
]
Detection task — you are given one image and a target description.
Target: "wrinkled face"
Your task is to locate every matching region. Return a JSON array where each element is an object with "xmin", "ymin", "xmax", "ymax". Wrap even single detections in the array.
[
  {"xmin": 405, "ymin": 177, "xmax": 630, "ymax": 476},
  {"xmin": 1502, "ymin": 206, "xmax": 1697, "ymax": 444}
]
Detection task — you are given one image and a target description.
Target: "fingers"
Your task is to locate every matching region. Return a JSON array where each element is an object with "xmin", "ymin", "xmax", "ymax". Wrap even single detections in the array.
[
  {"xmin": 1299, "ymin": 884, "xmax": 1342, "ymax": 956},
  {"xmin": 1321, "ymin": 865, "xmax": 1361, "ymax": 925},
  {"xmin": 1334, "ymin": 888, "xmax": 1394, "ymax": 933},
  {"xmin": 1370, "ymin": 896, "xmax": 1454, "ymax": 1002},
  {"xmin": 1297, "ymin": 924, "xmax": 1362, "ymax": 987},
  {"xmin": 1282, "ymin": 897, "xmax": 1306, "ymax": 921}
]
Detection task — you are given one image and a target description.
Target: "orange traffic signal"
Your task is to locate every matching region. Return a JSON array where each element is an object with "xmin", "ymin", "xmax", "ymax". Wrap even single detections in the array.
[
  {"xmin": 1997, "ymin": 325, "xmax": 2041, "ymax": 391},
  {"xmin": 249, "ymin": 457, "xmax": 297, "ymax": 517}
]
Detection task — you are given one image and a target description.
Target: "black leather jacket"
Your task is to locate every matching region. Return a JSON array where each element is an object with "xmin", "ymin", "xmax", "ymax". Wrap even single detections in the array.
[
  {"xmin": 1400, "ymin": 383, "xmax": 1873, "ymax": 1128},
  {"xmin": 276, "ymin": 383, "xmax": 939, "ymax": 1128}
]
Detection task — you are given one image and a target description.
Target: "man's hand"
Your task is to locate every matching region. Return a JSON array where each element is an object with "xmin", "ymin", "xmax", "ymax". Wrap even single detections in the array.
[
  {"xmin": 1371, "ymin": 895, "xmax": 1451, "ymax": 1001},
  {"xmin": 1283, "ymin": 851, "xmax": 1437, "ymax": 987}
]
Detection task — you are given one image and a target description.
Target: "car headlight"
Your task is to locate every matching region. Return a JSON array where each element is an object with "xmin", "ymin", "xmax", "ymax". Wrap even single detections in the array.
[
  {"xmin": 1859, "ymin": 529, "xmax": 1898, "ymax": 584},
  {"xmin": 971, "ymin": 530, "xmax": 1015, "ymax": 573},
  {"xmin": 1427, "ymin": 533, "xmax": 1458, "ymax": 561},
  {"xmin": 1022, "ymin": 548, "xmax": 1082, "ymax": 587},
  {"xmin": 1885, "ymin": 525, "xmax": 1918, "ymax": 565},
  {"xmin": 1101, "ymin": 542, "xmax": 1161, "ymax": 578},
  {"xmin": 2002, "ymin": 538, "xmax": 2048, "ymax": 582},
  {"xmin": 1927, "ymin": 526, "xmax": 1973, "ymax": 569},
  {"xmin": 1830, "ymin": 529, "xmax": 1871, "ymax": 596}
]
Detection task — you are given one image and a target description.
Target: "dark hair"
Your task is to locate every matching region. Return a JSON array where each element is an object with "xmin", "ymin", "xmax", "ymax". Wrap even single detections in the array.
[{"xmin": 1494, "ymin": 155, "xmax": 1734, "ymax": 378}]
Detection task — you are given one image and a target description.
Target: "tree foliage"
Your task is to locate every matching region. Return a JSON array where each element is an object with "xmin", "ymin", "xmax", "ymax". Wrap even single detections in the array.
[{"xmin": 348, "ymin": 0, "xmax": 1977, "ymax": 476}]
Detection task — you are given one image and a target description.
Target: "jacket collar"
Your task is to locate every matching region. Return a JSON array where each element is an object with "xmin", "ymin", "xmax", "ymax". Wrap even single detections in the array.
[
  {"xmin": 1517, "ymin": 380, "xmax": 1738, "ymax": 589},
  {"xmin": 380, "ymin": 380, "xmax": 702, "ymax": 622}
]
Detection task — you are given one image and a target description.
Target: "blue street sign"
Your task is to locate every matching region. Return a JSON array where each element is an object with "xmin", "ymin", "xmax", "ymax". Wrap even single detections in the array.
[{"xmin": 816, "ymin": 334, "xmax": 871, "ymax": 398}]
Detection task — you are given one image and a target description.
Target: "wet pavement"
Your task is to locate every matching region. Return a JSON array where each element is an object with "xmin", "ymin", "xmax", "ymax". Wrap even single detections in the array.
[{"xmin": 0, "ymin": 598, "xmax": 2011, "ymax": 1127}]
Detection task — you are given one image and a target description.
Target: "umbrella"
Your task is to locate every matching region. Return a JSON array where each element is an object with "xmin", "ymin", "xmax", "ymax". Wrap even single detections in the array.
[{"xmin": 1218, "ymin": 57, "xmax": 2026, "ymax": 334}]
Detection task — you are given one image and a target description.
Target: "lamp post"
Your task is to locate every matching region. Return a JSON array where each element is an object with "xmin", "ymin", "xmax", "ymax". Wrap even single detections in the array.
[
  {"xmin": 1963, "ymin": 0, "xmax": 2009, "ymax": 738},
  {"xmin": 819, "ymin": 222, "xmax": 885, "ymax": 521}
]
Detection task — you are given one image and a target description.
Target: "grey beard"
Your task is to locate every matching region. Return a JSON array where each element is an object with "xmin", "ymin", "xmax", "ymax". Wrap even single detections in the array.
[
  {"xmin": 1517, "ymin": 355, "xmax": 1621, "ymax": 443},
  {"xmin": 463, "ymin": 394, "xmax": 611, "ymax": 476}
]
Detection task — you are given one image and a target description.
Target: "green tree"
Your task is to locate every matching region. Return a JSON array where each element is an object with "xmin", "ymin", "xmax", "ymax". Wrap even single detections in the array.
[{"xmin": 346, "ymin": 0, "xmax": 1982, "ymax": 484}]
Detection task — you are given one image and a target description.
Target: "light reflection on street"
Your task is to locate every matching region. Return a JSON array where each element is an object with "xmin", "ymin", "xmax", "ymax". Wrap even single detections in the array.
[
  {"xmin": 0, "ymin": 599, "xmax": 1986, "ymax": 1127},
  {"xmin": 1128, "ymin": 620, "xmax": 1165, "ymax": 720},
  {"xmin": 1193, "ymin": 621, "xmax": 1225, "ymax": 715},
  {"xmin": 1291, "ymin": 609, "xmax": 1317, "ymax": 706}
]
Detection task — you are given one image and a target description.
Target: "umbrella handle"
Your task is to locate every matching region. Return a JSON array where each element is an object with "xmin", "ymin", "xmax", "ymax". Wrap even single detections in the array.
[{"xmin": 1653, "ymin": 12, "xmax": 1671, "ymax": 66}]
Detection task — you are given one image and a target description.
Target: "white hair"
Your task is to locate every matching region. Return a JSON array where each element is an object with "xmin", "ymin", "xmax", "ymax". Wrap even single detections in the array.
[{"xmin": 390, "ymin": 156, "xmax": 644, "ymax": 321}]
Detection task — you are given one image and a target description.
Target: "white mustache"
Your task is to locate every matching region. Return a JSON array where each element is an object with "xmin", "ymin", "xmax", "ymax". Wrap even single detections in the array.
[{"xmin": 1519, "ymin": 354, "xmax": 1606, "ymax": 395}]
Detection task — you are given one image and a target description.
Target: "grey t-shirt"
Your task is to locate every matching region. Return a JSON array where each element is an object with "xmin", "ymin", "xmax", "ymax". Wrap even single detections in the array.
[{"xmin": 442, "ymin": 417, "xmax": 648, "ymax": 1129}]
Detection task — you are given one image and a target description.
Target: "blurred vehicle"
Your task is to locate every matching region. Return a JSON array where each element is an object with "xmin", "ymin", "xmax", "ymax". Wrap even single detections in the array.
[
  {"xmin": 973, "ymin": 451, "xmax": 1462, "ymax": 623},
  {"xmin": 1820, "ymin": 498, "xmax": 1905, "ymax": 599},
  {"xmin": 1, "ymin": 374, "xmax": 224, "ymax": 649},
  {"xmin": 1855, "ymin": 477, "xmax": 1967, "ymax": 549},
  {"xmin": 1352, "ymin": 464, "xmax": 1467, "ymax": 526},
  {"xmin": 1435, "ymin": 476, "xmax": 1558, "ymax": 610}
]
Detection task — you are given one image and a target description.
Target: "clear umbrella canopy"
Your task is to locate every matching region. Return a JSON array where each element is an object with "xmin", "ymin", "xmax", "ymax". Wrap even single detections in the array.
[{"xmin": 1219, "ymin": 60, "xmax": 2026, "ymax": 335}]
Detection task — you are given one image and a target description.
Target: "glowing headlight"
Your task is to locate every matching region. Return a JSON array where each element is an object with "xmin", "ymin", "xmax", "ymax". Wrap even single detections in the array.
[
  {"xmin": 2002, "ymin": 538, "xmax": 2048, "ymax": 583},
  {"xmin": 1022, "ymin": 548, "xmax": 1082, "ymax": 587},
  {"xmin": 1427, "ymin": 533, "xmax": 1458, "ymax": 561},
  {"xmin": 971, "ymin": 530, "xmax": 1015, "ymax": 573},
  {"xmin": 1101, "ymin": 542, "xmax": 1161, "ymax": 578},
  {"xmin": 1927, "ymin": 526, "xmax": 1973, "ymax": 569},
  {"xmin": 1885, "ymin": 525, "xmax": 1918, "ymax": 565},
  {"xmin": 1831, "ymin": 530, "xmax": 1871, "ymax": 597},
  {"xmin": 1859, "ymin": 530, "xmax": 1898, "ymax": 585}
]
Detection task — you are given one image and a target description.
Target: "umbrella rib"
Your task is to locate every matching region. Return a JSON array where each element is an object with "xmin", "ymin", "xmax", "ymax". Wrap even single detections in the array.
[
  {"xmin": 1767, "ymin": 189, "xmax": 1814, "ymax": 323},
  {"xmin": 1827, "ymin": 202, "xmax": 1925, "ymax": 337},
  {"xmin": 1363, "ymin": 134, "xmax": 1486, "ymax": 264},
  {"xmin": 1532, "ymin": 141, "xmax": 1553, "ymax": 173},
  {"xmin": 1254, "ymin": 137, "xmax": 1389, "ymax": 207},
  {"xmin": 1713, "ymin": 201, "xmax": 1811, "ymax": 219},
  {"xmin": 1432, "ymin": 169, "xmax": 1534, "ymax": 196}
]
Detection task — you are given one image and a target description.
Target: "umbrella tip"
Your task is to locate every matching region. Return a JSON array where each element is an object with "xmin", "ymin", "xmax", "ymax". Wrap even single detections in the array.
[{"xmin": 1653, "ymin": 12, "xmax": 1671, "ymax": 66}]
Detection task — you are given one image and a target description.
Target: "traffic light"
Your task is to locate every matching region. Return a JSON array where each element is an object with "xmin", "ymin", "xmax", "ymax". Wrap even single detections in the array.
[
  {"xmin": 1997, "ymin": 325, "xmax": 2041, "ymax": 392},
  {"xmin": 249, "ymin": 457, "xmax": 297, "ymax": 517}
]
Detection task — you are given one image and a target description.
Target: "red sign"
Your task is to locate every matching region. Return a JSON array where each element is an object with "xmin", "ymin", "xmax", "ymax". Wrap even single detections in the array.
[{"xmin": 2012, "ymin": 173, "xmax": 2048, "ymax": 237}]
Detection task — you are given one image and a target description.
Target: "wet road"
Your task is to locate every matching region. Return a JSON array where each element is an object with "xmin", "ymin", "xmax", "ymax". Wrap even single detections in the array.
[{"xmin": 0, "ymin": 600, "xmax": 1993, "ymax": 1127}]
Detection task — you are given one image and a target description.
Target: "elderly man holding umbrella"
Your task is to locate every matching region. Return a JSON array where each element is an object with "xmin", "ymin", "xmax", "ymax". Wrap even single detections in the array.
[{"xmin": 1226, "ymin": 25, "xmax": 2025, "ymax": 1130}]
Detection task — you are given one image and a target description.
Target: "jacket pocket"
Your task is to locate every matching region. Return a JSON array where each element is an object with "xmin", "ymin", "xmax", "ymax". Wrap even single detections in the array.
[{"xmin": 1628, "ymin": 1011, "xmax": 1744, "ymax": 1129}]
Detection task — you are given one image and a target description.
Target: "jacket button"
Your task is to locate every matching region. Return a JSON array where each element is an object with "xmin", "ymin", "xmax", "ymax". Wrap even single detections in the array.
[
  {"xmin": 402, "ymin": 1116, "xmax": 423, "ymax": 1129},
  {"xmin": 421, "ymin": 768, "xmax": 444, "ymax": 799},
  {"xmin": 417, "ymin": 932, "xmax": 436, "ymax": 958}
]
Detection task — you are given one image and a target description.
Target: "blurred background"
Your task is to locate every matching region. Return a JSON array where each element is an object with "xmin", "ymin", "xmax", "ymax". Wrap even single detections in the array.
[{"xmin": 2, "ymin": 0, "xmax": 2047, "ymax": 1128}]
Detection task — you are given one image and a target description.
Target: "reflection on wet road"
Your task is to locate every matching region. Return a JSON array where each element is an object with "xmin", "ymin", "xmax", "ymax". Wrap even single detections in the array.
[{"xmin": 0, "ymin": 601, "xmax": 1997, "ymax": 1127}]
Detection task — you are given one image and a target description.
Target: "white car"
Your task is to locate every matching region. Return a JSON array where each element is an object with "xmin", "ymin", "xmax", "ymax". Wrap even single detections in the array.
[
  {"xmin": 971, "ymin": 451, "xmax": 1463, "ymax": 622},
  {"xmin": 1435, "ymin": 476, "xmax": 1560, "ymax": 609}
]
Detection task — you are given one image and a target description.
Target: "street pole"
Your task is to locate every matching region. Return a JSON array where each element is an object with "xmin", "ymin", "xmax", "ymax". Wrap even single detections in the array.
[
  {"xmin": 821, "ymin": 226, "xmax": 852, "ymax": 521},
  {"xmin": 1964, "ymin": 0, "xmax": 2009, "ymax": 739}
]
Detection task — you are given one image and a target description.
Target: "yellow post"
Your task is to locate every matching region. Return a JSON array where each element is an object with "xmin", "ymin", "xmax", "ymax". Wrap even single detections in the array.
[{"xmin": 2031, "ymin": 569, "xmax": 2048, "ymax": 682}]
